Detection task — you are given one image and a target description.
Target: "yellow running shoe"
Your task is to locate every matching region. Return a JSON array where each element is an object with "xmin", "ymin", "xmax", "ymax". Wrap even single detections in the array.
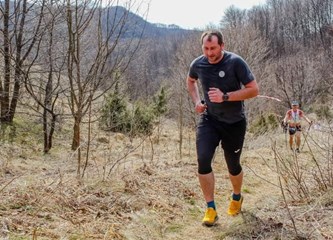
[
  {"xmin": 227, "ymin": 196, "xmax": 243, "ymax": 216},
  {"xmin": 202, "ymin": 207, "xmax": 218, "ymax": 226}
]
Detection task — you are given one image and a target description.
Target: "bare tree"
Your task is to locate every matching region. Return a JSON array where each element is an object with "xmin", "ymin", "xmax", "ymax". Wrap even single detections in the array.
[
  {"xmin": 168, "ymin": 32, "xmax": 201, "ymax": 157},
  {"xmin": 123, "ymin": 32, "xmax": 182, "ymax": 101},
  {"xmin": 64, "ymin": 0, "xmax": 146, "ymax": 175},
  {"xmin": 220, "ymin": 5, "xmax": 246, "ymax": 29},
  {"xmin": 23, "ymin": 0, "xmax": 67, "ymax": 153},
  {"xmin": 221, "ymin": 12, "xmax": 272, "ymax": 120},
  {"xmin": 0, "ymin": 0, "xmax": 45, "ymax": 123},
  {"xmin": 274, "ymin": 49, "xmax": 331, "ymax": 108}
]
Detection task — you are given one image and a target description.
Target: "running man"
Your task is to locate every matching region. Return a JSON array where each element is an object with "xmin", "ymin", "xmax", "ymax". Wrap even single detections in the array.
[
  {"xmin": 186, "ymin": 30, "xmax": 259, "ymax": 226},
  {"xmin": 283, "ymin": 100, "xmax": 312, "ymax": 153}
]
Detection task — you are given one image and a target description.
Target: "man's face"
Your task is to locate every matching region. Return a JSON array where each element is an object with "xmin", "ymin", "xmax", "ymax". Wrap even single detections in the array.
[
  {"xmin": 292, "ymin": 105, "xmax": 298, "ymax": 110},
  {"xmin": 202, "ymin": 35, "xmax": 224, "ymax": 64}
]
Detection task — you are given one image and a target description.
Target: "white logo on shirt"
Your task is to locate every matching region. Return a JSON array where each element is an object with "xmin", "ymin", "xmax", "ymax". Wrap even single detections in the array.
[
  {"xmin": 219, "ymin": 71, "xmax": 225, "ymax": 78},
  {"xmin": 234, "ymin": 149, "xmax": 240, "ymax": 153}
]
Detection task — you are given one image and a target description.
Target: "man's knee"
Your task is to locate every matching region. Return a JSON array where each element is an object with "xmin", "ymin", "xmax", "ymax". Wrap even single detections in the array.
[
  {"xmin": 229, "ymin": 165, "xmax": 242, "ymax": 176},
  {"xmin": 198, "ymin": 164, "xmax": 212, "ymax": 175},
  {"xmin": 197, "ymin": 154, "xmax": 213, "ymax": 174}
]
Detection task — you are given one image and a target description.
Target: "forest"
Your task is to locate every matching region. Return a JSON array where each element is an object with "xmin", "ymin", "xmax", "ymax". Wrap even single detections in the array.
[{"xmin": 1, "ymin": 0, "xmax": 332, "ymax": 152}]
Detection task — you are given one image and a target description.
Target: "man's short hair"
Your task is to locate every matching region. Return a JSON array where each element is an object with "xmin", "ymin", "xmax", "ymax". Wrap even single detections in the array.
[{"xmin": 201, "ymin": 30, "xmax": 224, "ymax": 45}]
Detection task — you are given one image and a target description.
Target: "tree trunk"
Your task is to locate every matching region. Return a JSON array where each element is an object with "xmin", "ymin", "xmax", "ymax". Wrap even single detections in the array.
[
  {"xmin": 1, "ymin": 0, "xmax": 11, "ymax": 122},
  {"xmin": 72, "ymin": 115, "xmax": 81, "ymax": 151}
]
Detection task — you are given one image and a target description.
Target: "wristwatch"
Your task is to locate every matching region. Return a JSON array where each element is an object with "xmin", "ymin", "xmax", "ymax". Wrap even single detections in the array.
[{"xmin": 223, "ymin": 93, "xmax": 229, "ymax": 102}]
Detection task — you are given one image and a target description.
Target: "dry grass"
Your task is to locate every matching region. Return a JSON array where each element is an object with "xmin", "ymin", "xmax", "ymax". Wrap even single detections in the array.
[{"xmin": 1, "ymin": 117, "xmax": 333, "ymax": 240}]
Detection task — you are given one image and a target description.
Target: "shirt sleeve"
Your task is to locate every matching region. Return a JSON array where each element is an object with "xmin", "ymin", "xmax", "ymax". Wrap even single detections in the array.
[
  {"xmin": 234, "ymin": 57, "xmax": 255, "ymax": 85},
  {"xmin": 188, "ymin": 59, "xmax": 199, "ymax": 80}
]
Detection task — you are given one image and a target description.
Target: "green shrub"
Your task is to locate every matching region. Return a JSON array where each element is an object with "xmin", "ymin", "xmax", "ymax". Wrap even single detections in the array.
[
  {"xmin": 248, "ymin": 112, "xmax": 280, "ymax": 136},
  {"xmin": 99, "ymin": 86, "xmax": 168, "ymax": 137},
  {"xmin": 100, "ymin": 84, "xmax": 131, "ymax": 133},
  {"xmin": 130, "ymin": 103, "xmax": 155, "ymax": 136},
  {"xmin": 152, "ymin": 86, "xmax": 168, "ymax": 117},
  {"xmin": 266, "ymin": 113, "xmax": 279, "ymax": 129}
]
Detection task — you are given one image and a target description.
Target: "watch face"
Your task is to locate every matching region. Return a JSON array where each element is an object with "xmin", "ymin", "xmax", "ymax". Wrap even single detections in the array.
[{"xmin": 223, "ymin": 94, "xmax": 229, "ymax": 101}]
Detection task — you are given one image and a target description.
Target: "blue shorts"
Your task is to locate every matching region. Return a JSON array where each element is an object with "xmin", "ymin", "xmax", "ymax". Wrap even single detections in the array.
[{"xmin": 196, "ymin": 115, "xmax": 246, "ymax": 176}]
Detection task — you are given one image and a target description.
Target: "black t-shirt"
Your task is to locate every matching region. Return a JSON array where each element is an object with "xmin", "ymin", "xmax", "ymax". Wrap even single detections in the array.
[{"xmin": 188, "ymin": 51, "xmax": 255, "ymax": 124}]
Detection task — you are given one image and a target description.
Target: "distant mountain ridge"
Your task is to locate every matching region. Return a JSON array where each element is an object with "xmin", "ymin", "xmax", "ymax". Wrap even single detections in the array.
[{"xmin": 102, "ymin": 6, "xmax": 196, "ymax": 39}]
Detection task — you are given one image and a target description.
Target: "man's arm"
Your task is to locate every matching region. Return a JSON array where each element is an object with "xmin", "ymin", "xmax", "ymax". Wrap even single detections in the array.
[
  {"xmin": 187, "ymin": 76, "xmax": 206, "ymax": 114},
  {"xmin": 228, "ymin": 80, "xmax": 259, "ymax": 101},
  {"xmin": 282, "ymin": 112, "xmax": 289, "ymax": 129},
  {"xmin": 208, "ymin": 80, "xmax": 259, "ymax": 103},
  {"xmin": 283, "ymin": 110, "xmax": 289, "ymax": 124},
  {"xmin": 302, "ymin": 112, "xmax": 312, "ymax": 124}
]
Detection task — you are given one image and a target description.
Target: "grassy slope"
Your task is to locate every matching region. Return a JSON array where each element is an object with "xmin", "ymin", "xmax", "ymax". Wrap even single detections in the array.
[{"xmin": 0, "ymin": 118, "xmax": 332, "ymax": 239}]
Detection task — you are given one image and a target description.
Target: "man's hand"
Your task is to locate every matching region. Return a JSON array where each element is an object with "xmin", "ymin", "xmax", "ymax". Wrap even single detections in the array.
[
  {"xmin": 281, "ymin": 121, "xmax": 285, "ymax": 127},
  {"xmin": 208, "ymin": 88, "xmax": 223, "ymax": 103},
  {"xmin": 195, "ymin": 101, "xmax": 207, "ymax": 114}
]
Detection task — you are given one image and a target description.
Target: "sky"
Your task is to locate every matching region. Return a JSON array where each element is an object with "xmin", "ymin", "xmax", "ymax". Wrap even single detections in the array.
[{"xmin": 123, "ymin": 0, "xmax": 266, "ymax": 29}]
